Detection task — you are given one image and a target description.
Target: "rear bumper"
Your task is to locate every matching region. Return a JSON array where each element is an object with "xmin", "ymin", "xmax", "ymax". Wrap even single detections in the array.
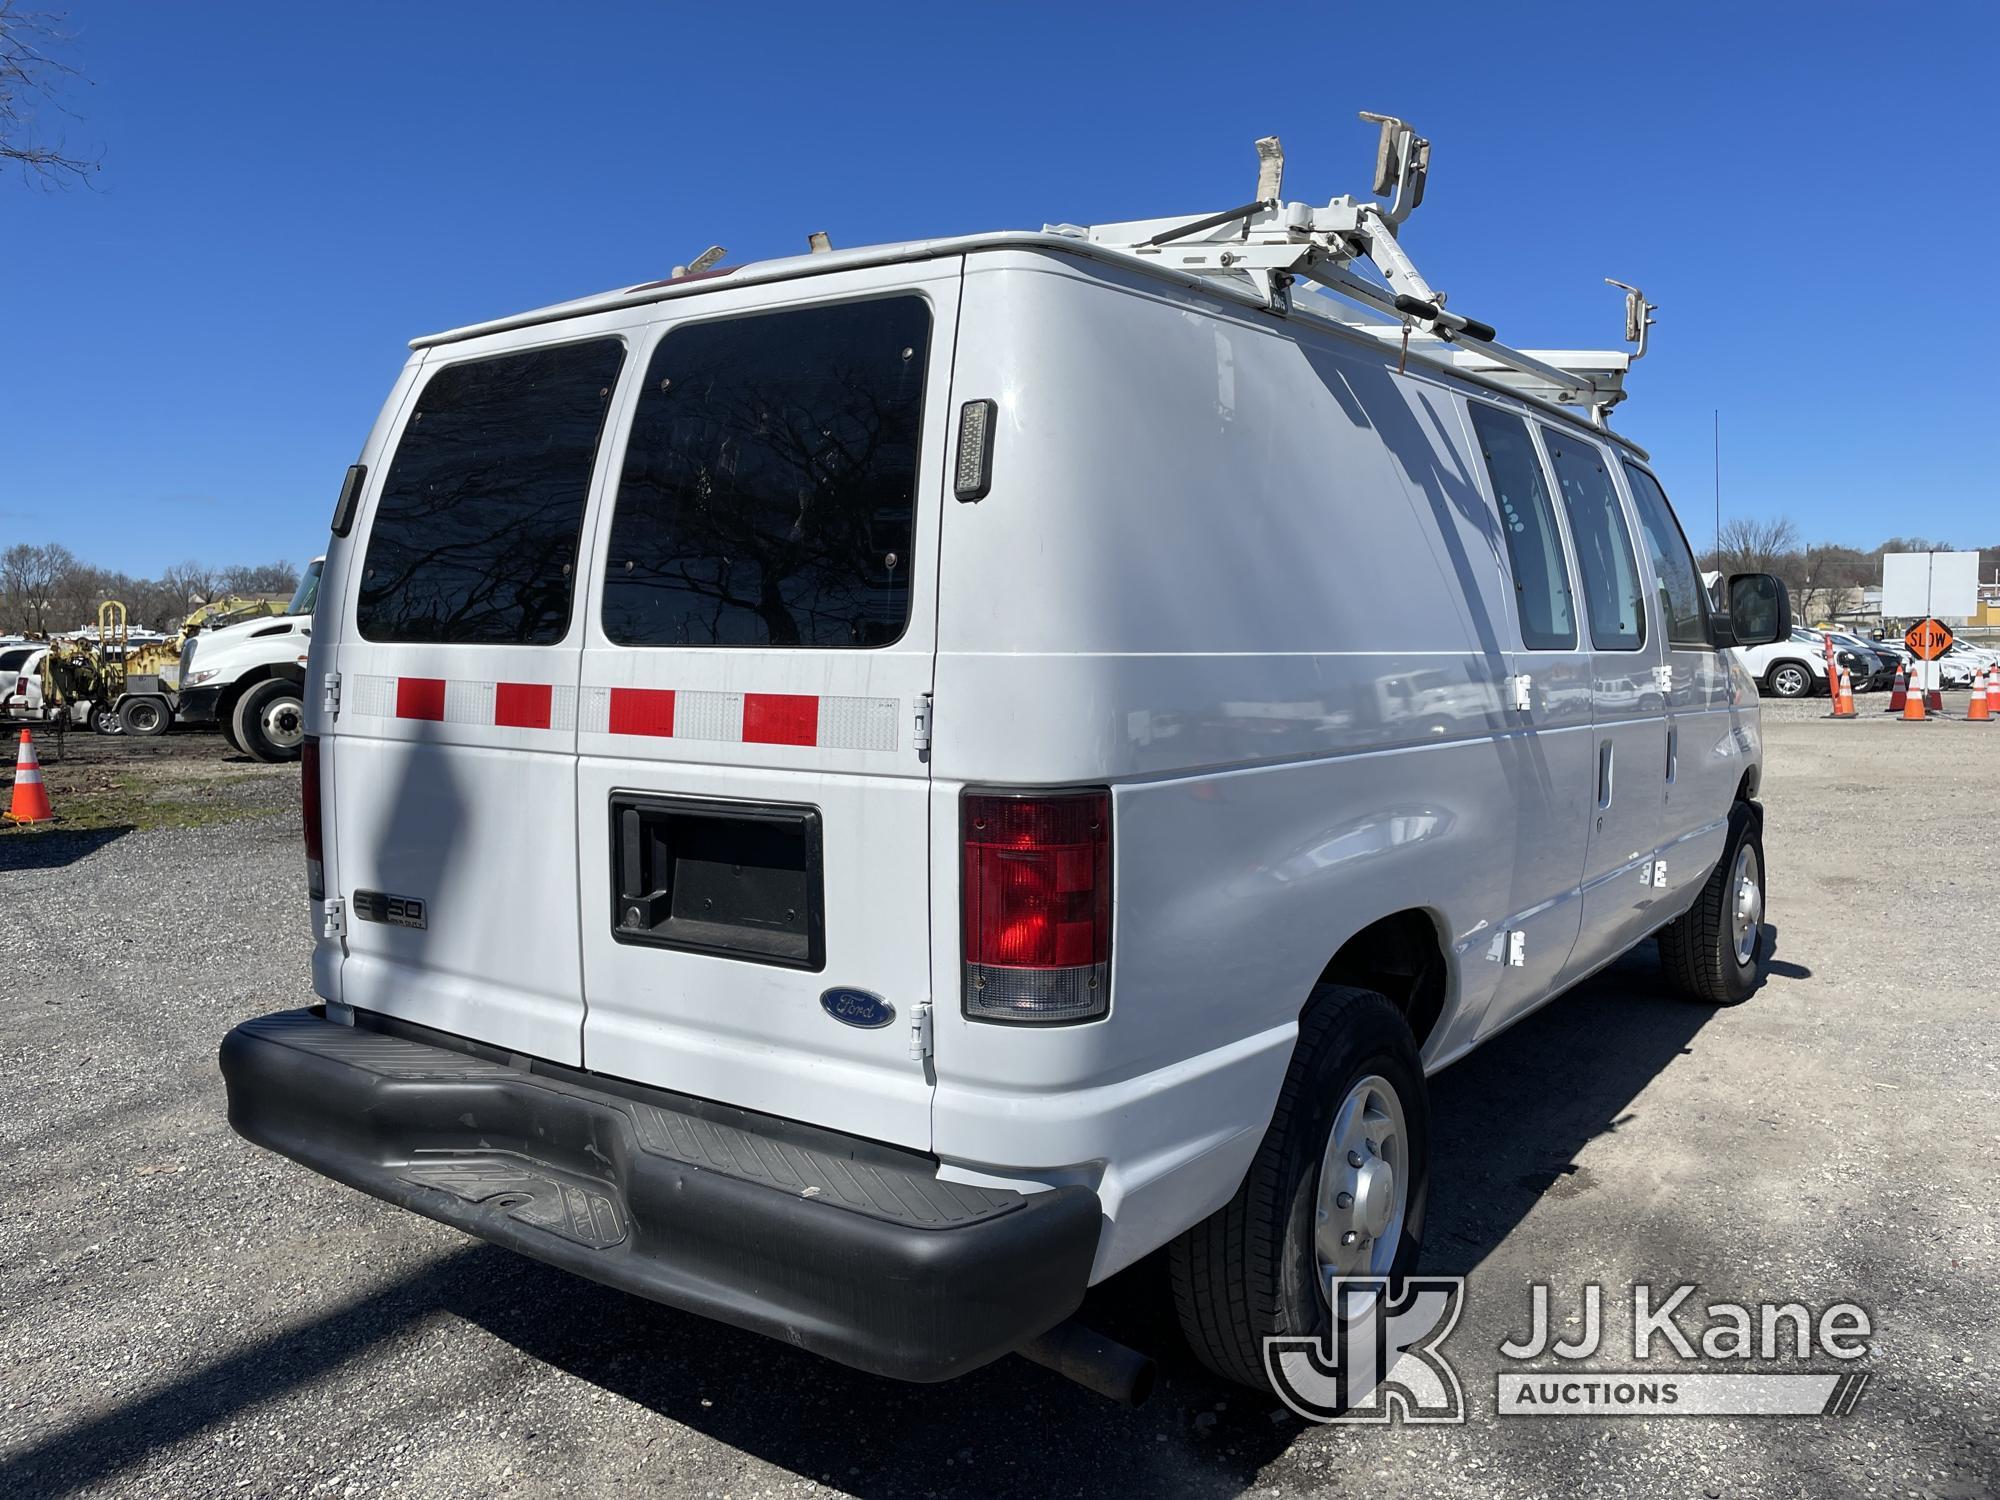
[{"xmin": 219, "ymin": 1009, "xmax": 1100, "ymax": 1382}]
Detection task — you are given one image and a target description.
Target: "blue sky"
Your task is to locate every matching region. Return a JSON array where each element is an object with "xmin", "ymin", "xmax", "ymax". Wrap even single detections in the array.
[{"xmin": 4, "ymin": 1, "xmax": 1995, "ymax": 577}]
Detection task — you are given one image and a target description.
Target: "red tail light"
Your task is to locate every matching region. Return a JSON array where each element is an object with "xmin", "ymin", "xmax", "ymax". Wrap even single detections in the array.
[
  {"xmin": 302, "ymin": 735, "xmax": 325, "ymax": 900},
  {"xmin": 962, "ymin": 789, "xmax": 1111, "ymax": 1023},
  {"xmin": 13, "ymin": 676, "xmax": 24, "ymax": 698}
]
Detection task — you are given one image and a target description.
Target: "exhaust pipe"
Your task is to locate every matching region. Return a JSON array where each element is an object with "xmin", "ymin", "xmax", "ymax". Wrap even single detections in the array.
[{"xmin": 1018, "ymin": 1320, "xmax": 1158, "ymax": 1407}]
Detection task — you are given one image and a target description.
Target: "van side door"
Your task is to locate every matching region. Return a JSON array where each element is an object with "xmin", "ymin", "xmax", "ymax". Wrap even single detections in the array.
[
  {"xmin": 1461, "ymin": 402, "xmax": 1592, "ymax": 1037},
  {"xmin": 1622, "ymin": 463, "xmax": 1738, "ymax": 909},
  {"xmin": 1540, "ymin": 427, "xmax": 1666, "ymax": 981}
]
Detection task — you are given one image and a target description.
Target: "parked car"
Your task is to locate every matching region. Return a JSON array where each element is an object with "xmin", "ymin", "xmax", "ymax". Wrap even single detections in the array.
[
  {"xmin": 0, "ymin": 644, "xmax": 48, "ymax": 720},
  {"xmin": 1734, "ymin": 627, "xmax": 1866, "ymax": 697},
  {"xmin": 217, "ymin": 126, "xmax": 1793, "ymax": 1398},
  {"xmin": 1823, "ymin": 631, "xmax": 1893, "ymax": 689},
  {"xmin": 1936, "ymin": 641, "xmax": 1999, "ymax": 687}
]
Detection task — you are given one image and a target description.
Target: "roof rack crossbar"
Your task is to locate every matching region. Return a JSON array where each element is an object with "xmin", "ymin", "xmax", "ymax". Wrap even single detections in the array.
[{"xmin": 1066, "ymin": 114, "xmax": 1654, "ymax": 425}]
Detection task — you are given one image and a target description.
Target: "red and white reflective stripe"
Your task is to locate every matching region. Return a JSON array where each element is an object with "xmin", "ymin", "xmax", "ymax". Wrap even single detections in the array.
[
  {"xmin": 348, "ymin": 674, "xmax": 578, "ymax": 731},
  {"xmin": 343, "ymin": 675, "xmax": 898, "ymax": 750},
  {"xmin": 579, "ymin": 687, "xmax": 899, "ymax": 751}
]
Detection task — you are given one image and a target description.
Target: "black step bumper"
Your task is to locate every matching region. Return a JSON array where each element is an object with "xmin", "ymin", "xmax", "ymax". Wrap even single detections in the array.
[{"xmin": 220, "ymin": 1009, "xmax": 1101, "ymax": 1382}]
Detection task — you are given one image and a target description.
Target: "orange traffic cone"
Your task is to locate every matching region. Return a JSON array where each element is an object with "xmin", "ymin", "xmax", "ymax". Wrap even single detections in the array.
[
  {"xmin": 4, "ymin": 727, "xmax": 54, "ymax": 823},
  {"xmin": 1886, "ymin": 661, "xmax": 1908, "ymax": 714},
  {"xmin": 1902, "ymin": 670, "xmax": 1929, "ymax": 721},
  {"xmin": 1830, "ymin": 667, "xmax": 1857, "ymax": 719},
  {"xmin": 1986, "ymin": 666, "xmax": 2000, "ymax": 722},
  {"xmin": 1970, "ymin": 668, "xmax": 1993, "ymax": 723}
]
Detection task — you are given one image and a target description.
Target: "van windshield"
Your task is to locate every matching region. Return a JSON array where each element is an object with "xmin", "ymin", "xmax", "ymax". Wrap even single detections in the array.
[{"xmin": 602, "ymin": 296, "xmax": 931, "ymax": 649}]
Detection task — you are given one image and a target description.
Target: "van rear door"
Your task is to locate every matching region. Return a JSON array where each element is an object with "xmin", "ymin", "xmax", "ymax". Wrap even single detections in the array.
[
  {"xmin": 329, "ymin": 323, "xmax": 632, "ymax": 1065},
  {"xmin": 573, "ymin": 264, "xmax": 957, "ymax": 1151}
]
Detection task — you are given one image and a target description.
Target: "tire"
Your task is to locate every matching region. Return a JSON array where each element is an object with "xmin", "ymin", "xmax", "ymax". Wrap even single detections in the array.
[
  {"xmin": 119, "ymin": 696, "xmax": 171, "ymax": 736},
  {"xmin": 1765, "ymin": 661, "xmax": 1814, "ymax": 699},
  {"xmin": 1169, "ymin": 985, "xmax": 1430, "ymax": 1389},
  {"xmin": 91, "ymin": 704, "xmax": 124, "ymax": 735},
  {"xmin": 232, "ymin": 679, "xmax": 306, "ymax": 763},
  {"xmin": 216, "ymin": 696, "xmax": 244, "ymax": 753},
  {"xmin": 1659, "ymin": 802, "xmax": 1765, "ymax": 1005}
]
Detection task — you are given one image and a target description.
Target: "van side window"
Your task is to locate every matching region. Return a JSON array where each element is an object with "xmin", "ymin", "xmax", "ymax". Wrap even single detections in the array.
[
  {"xmin": 1542, "ymin": 433, "xmax": 1646, "ymax": 651},
  {"xmin": 357, "ymin": 339, "xmax": 625, "ymax": 645},
  {"xmin": 602, "ymin": 296, "xmax": 932, "ymax": 649},
  {"xmin": 1466, "ymin": 404, "xmax": 1576, "ymax": 650},
  {"xmin": 1622, "ymin": 465, "xmax": 1709, "ymax": 648}
]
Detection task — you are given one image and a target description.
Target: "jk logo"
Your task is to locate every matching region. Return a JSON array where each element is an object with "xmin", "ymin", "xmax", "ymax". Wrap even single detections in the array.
[{"xmin": 1264, "ymin": 1276, "xmax": 1467, "ymax": 1424}]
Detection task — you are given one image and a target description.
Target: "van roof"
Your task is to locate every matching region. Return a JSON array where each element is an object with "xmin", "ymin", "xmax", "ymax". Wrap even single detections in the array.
[{"xmin": 412, "ymin": 229, "xmax": 1649, "ymax": 458}]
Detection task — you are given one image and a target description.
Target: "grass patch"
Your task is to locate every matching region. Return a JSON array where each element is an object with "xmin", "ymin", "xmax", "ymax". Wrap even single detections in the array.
[{"xmin": 2, "ymin": 768, "xmax": 282, "ymax": 835}]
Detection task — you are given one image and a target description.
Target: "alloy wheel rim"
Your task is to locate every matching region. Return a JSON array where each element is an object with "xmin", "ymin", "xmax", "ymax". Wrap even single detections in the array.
[
  {"xmin": 1315, "ymin": 1074, "xmax": 1409, "ymax": 1289},
  {"xmin": 263, "ymin": 699, "xmax": 305, "ymax": 751},
  {"xmin": 1732, "ymin": 844, "xmax": 1762, "ymax": 966}
]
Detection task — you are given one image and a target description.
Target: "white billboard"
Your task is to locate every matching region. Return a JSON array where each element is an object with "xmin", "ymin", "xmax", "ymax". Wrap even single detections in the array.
[{"xmin": 1880, "ymin": 551, "xmax": 1981, "ymax": 619}]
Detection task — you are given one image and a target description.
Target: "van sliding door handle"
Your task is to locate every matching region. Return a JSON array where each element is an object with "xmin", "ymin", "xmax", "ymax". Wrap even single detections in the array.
[{"xmin": 1597, "ymin": 740, "xmax": 1614, "ymax": 809}]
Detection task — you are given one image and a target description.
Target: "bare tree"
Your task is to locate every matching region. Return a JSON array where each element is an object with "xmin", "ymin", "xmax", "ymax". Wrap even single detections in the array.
[
  {"xmin": 0, "ymin": 540, "xmax": 79, "ymax": 631},
  {"xmin": 160, "ymin": 559, "xmax": 223, "ymax": 611},
  {"xmin": 1792, "ymin": 543, "xmax": 1871, "ymax": 623},
  {"xmin": 0, "ymin": 2, "xmax": 97, "ymax": 186},
  {"xmin": 219, "ymin": 560, "xmax": 301, "ymax": 597},
  {"xmin": 1707, "ymin": 516, "xmax": 1799, "ymax": 579}
]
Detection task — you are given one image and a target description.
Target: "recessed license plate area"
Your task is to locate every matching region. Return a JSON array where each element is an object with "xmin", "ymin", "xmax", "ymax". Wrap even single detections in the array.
[{"xmin": 610, "ymin": 793, "xmax": 824, "ymax": 970}]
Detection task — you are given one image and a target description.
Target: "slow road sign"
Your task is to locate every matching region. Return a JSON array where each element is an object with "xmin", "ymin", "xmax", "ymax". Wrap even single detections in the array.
[{"xmin": 1905, "ymin": 618, "xmax": 1955, "ymax": 661}]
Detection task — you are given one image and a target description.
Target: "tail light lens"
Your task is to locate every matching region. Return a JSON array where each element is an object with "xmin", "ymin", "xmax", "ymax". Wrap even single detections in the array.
[
  {"xmin": 13, "ymin": 676, "xmax": 24, "ymax": 697},
  {"xmin": 302, "ymin": 735, "xmax": 325, "ymax": 900},
  {"xmin": 962, "ymin": 789, "xmax": 1111, "ymax": 1023}
]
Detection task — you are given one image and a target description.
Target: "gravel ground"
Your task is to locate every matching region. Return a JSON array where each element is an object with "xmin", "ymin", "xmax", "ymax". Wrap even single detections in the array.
[{"xmin": 1, "ymin": 711, "xmax": 1995, "ymax": 1499}]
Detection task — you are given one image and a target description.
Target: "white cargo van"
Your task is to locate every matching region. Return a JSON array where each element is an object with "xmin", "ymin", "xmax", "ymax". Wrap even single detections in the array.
[{"xmin": 222, "ymin": 118, "xmax": 1791, "ymax": 1399}]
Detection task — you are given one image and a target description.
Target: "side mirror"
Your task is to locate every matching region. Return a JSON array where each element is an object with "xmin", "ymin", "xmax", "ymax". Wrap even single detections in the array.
[{"xmin": 1724, "ymin": 572, "xmax": 1791, "ymax": 648}]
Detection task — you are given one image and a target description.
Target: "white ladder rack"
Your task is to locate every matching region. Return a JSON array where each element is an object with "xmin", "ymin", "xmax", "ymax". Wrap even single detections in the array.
[{"xmin": 1049, "ymin": 113, "xmax": 1655, "ymax": 427}]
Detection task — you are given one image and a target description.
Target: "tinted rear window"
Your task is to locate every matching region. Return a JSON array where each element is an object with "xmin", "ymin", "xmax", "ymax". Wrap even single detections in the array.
[
  {"xmin": 357, "ymin": 338, "xmax": 625, "ymax": 644},
  {"xmin": 602, "ymin": 296, "xmax": 931, "ymax": 648},
  {"xmin": 0, "ymin": 648, "xmax": 32, "ymax": 671}
]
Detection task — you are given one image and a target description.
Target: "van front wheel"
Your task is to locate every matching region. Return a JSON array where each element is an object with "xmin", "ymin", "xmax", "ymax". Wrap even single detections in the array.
[
  {"xmin": 1168, "ymin": 985, "xmax": 1430, "ymax": 1390},
  {"xmin": 1658, "ymin": 803, "xmax": 1765, "ymax": 1005}
]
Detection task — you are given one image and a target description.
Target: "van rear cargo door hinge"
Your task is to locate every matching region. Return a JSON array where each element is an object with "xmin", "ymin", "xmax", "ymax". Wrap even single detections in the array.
[
  {"xmin": 908, "ymin": 999, "xmax": 933, "ymax": 1060},
  {"xmin": 322, "ymin": 898, "xmax": 346, "ymax": 940},
  {"xmin": 912, "ymin": 693, "xmax": 933, "ymax": 756},
  {"xmin": 322, "ymin": 671, "xmax": 341, "ymax": 718}
]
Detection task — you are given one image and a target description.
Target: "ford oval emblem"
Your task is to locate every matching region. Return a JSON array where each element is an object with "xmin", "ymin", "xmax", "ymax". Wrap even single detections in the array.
[{"xmin": 820, "ymin": 988, "xmax": 895, "ymax": 1029}]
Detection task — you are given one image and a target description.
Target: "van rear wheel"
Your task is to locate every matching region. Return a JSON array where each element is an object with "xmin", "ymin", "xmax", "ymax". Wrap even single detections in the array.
[
  {"xmin": 233, "ymin": 680, "xmax": 305, "ymax": 763},
  {"xmin": 1659, "ymin": 803, "xmax": 1766, "ymax": 1005},
  {"xmin": 1168, "ymin": 985, "xmax": 1429, "ymax": 1389}
]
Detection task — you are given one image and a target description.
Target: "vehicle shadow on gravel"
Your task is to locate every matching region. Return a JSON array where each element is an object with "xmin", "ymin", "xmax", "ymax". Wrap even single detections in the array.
[
  {"xmin": 0, "ymin": 823, "xmax": 132, "ymax": 870},
  {"xmin": 456, "ymin": 933, "xmax": 1775, "ymax": 1496},
  {"xmin": 0, "ymin": 929, "xmax": 1777, "ymax": 1500}
]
